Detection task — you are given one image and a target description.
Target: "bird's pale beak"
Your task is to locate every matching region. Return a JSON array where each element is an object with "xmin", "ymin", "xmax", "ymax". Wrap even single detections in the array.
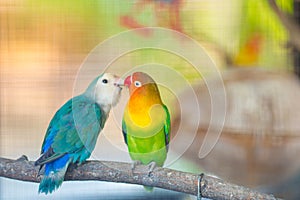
[
  {"xmin": 124, "ymin": 75, "xmax": 132, "ymax": 87},
  {"xmin": 114, "ymin": 76, "xmax": 124, "ymax": 88}
]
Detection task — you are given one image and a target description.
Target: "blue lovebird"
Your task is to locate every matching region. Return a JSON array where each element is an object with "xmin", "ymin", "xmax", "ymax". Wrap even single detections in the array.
[{"xmin": 35, "ymin": 73, "xmax": 122, "ymax": 194}]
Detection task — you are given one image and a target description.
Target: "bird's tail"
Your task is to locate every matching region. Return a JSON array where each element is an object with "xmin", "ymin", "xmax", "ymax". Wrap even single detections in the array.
[
  {"xmin": 143, "ymin": 186, "xmax": 154, "ymax": 192},
  {"xmin": 38, "ymin": 155, "xmax": 70, "ymax": 194}
]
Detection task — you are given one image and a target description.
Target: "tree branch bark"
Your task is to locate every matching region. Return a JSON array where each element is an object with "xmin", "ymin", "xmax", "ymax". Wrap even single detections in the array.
[{"xmin": 0, "ymin": 155, "xmax": 280, "ymax": 200}]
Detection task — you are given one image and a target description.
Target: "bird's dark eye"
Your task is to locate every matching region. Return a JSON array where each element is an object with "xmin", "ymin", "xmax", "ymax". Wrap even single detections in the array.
[
  {"xmin": 102, "ymin": 79, "xmax": 108, "ymax": 84},
  {"xmin": 134, "ymin": 81, "xmax": 142, "ymax": 87}
]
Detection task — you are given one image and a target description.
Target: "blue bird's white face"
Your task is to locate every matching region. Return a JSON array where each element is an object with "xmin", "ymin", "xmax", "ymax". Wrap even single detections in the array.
[{"xmin": 94, "ymin": 73, "xmax": 123, "ymax": 113}]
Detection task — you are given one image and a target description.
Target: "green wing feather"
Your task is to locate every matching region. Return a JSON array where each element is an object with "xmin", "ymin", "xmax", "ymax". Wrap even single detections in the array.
[
  {"xmin": 122, "ymin": 104, "xmax": 170, "ymax": 149},
  {"xmin": 162, "ymin": 104, "xmax": 171, "ymax": 151},
  {"xmin": 122, "ymin": 119, "xmax": 128, "ymax": 145}
]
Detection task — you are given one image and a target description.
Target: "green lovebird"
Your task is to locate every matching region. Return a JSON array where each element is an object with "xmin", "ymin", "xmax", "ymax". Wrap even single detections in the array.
[{"xmin": 122, "ymin": 72, "xmax": 171, "ymax": 190}]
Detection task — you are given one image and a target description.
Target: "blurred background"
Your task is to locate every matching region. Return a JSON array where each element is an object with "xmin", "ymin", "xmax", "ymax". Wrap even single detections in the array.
[{"xmin": 1, "ymin": 0, "xmax": 300, "ymax": 199}]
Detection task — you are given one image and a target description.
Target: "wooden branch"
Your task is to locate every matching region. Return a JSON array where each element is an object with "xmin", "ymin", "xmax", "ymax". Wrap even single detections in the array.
[
  {"xmin": 0, "ymin": 155, "xmax": 280, "ymax": 200},
  {"xmin": 267, "ymin": 0, "xmax": 300, "ymax": 51}
]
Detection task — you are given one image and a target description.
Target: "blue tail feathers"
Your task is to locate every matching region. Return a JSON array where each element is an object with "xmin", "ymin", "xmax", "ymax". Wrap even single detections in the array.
[{"xmin": 38, "ymin": 154, "xmax": 70, "ymax": 194}]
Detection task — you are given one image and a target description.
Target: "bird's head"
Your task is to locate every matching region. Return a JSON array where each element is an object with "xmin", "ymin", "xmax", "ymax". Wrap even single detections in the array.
[
  {"xmin": 124, "ymin": 72, "xmax": 158, "ymax": 95},
  {"xmin": 86, "ymin": 73, "xmax": 123, "ymax": 112}
]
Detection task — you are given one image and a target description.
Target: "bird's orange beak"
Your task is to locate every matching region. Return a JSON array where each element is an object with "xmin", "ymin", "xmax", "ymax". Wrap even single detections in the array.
[{"xmin": 124, "ymin": 75, "xmax": 132, "ymax": 87}]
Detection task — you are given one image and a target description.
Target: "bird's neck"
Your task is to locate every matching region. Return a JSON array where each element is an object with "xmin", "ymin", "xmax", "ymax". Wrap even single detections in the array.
[
  {"xmin": 84, "ymin": 92, "xmax": 111, "ymax": 116},
  {"xmin": 99, "ymin": 104, "xmax": 111, "ymax": 116}
]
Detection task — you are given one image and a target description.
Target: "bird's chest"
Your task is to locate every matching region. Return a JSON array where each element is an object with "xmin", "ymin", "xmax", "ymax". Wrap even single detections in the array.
[
  {"xmin": 126, "ymin": 128, "xmax": 165, "ymax": 153},
  {"xmin": 124, "ymin": 104, "xmax": 166, "ymax": 137},
  {"xmin": 126, "ymin": 129, "xmax": 167, "ymax": 166}
]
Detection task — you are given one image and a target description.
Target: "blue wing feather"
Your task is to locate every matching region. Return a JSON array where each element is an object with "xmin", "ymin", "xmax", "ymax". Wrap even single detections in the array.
[
  {"xmin": 35, "ymin": 94, "xmax": 106, "ymax": 194},
  {"xmin": 36, "ymin": 75, "xmax": 108, "ymax": 194},
  {"xmin": 37, "ymin": 95, "xmax": 105, "ymax": 165}
]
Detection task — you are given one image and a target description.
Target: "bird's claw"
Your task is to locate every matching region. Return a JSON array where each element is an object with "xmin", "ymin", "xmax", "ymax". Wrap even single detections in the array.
[
  {"xmin": 147, "ymin": 161, "xmax": 157, "ymax": 176},
  {"xmin": 17, "ymin": 155, "xmax": 28, "ymax": 161},
  {"xmin": 131, "ymin": 160, "xmax": 142, "ymax": 172},
  {"xmin": 131, "ymin": 161, "xmax": 157, "ymax": 176}
]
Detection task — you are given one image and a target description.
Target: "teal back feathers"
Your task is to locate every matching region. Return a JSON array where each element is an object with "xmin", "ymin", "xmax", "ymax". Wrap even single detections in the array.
[{"xmin": 35, "ymin": 73, "xmax": 122, "ymax": 194}]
